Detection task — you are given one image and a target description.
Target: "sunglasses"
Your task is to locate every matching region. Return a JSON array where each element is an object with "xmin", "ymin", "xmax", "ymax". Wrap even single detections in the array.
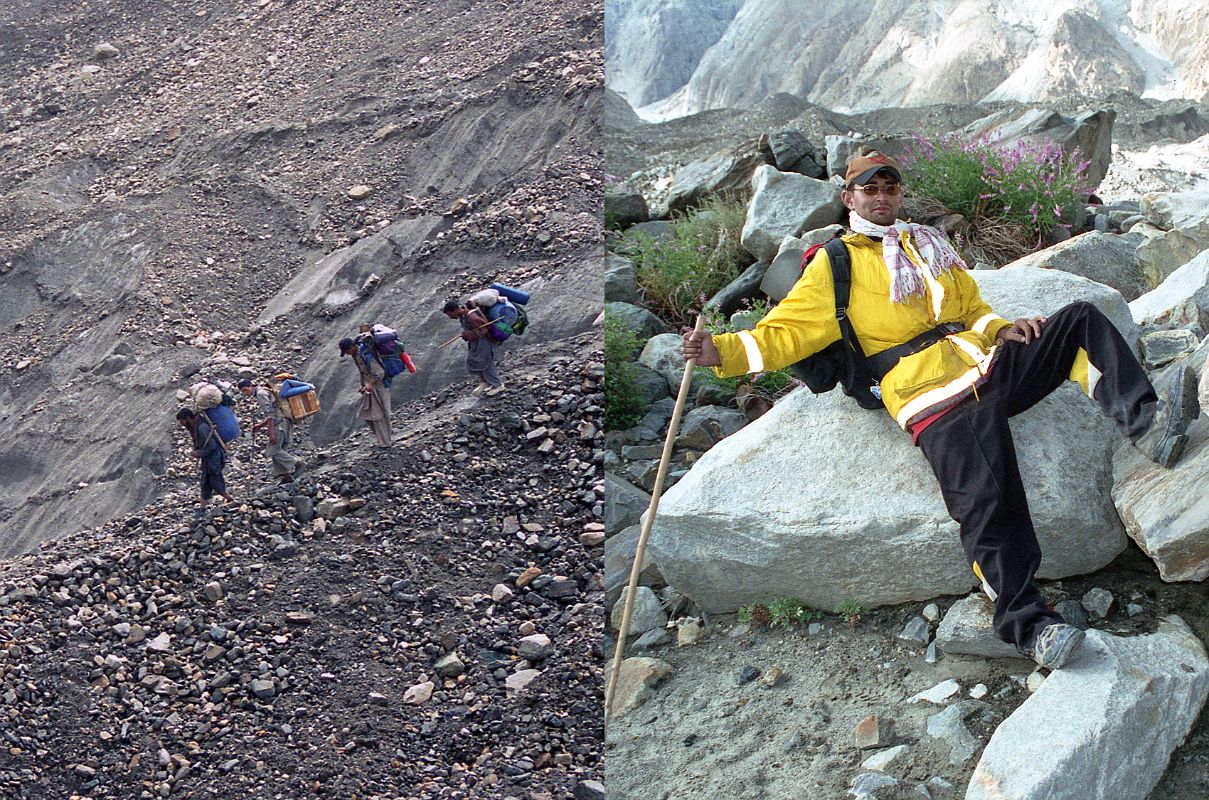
[{"xmin": 849, "ymin": 184, "xmax": 903, "ymax": 197}]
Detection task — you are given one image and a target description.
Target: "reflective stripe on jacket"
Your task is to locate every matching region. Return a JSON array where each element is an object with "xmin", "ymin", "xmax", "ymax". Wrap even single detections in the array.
[{"xmin": 712, "ymin": 232, "xmax": 1015, "ymax": 430}]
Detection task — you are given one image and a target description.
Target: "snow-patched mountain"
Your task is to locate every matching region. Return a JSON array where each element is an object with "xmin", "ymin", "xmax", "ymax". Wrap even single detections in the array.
[{"xmin": 608, "ymin": 0, "xmax": 1209, "ymax": 119}]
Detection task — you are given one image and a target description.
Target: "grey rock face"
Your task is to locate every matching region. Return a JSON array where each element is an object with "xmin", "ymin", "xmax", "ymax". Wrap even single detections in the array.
[
  {"xmin": 605, "ymin": 185, "xmax": 649, "ymax": 229},
  {"xmin": 662, "ymin": 142, "xmax": 769, "ymax": 217},
  {"xmin": 1142, "ymin": 188, "xmax": 1209, "ymax": 250},
  {"xmin": 674, "ymin": 406, "xmax": 747, "ymax": 451},
  {"xmin": 1003, "ymin": 231, "xmax": 1148, "ymax": 301},
  {"xmin": 649, "ymin": 384, "xmax": 1126, "ymax": 614},
  {"xmin": 605, "ymin": 302, "xmax": 667, "ymax": 343},
  {"xmin": 1112, "ymin": 417, "xmax": 1209, "ymax": 582},
  {"xmin": 604, "ymin": 253, "xmax": 642, "ymax": 304},
  {"xmin": 604, "ymin": 473, "xmax": 651, "ymax": 535},
  {"xmin": 610, "ymin": 586, "xmax": 667, "ymax": 635},
  {"xmin": 603, "ymin": 0, "xmax": 742, "ymax": 108},
  {"xmin": 1130, "ymin": 249, "xmax": 1209, "ymax": 333},
  {"xmin": 705, "ymin": 260, "xmax": 769, "ymax": 317},
  {"xmin": 967, "ymin": 617, "xmax": 1209, "ymax": 800},
  {"xmin": 740, "ymin": 166, "xmax": 844, "ymax": 262},
  {"xmin": 1140, "ymin": 329, "xmax": 1199, "ymax": 369},
  {"xmin": 971, "ymin": 266, "xmax": 1141, "ymax": 354},
  {"xmin": 759, "ymin": 225, "xmax": 844, "ymax": 302}
]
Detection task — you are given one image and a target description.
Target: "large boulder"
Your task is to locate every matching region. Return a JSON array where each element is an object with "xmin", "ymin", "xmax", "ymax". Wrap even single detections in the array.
[
  {"xmin": 740, "ymin": 166, "xmax": 844, "ymax": 262},
  {"xmin": 661, "ymin": 140, "xmax": 769, "ymax": 217},
  {"xmin": 605, "ymin": 185, "xmax": 649, "ymax": 230},
  {"xmin": 760, "ymin": 225, "xmax": 844, "ymax": 302},
  {"xmin": 1133, "ymin": 224, "xmax": 1203, "ymax": 290},
  {"xmin": 1111, "ymin": 416, "xmax": 1209, "ymax": 582},
  {"xmin": 648, "ymin": 385, "xmax": 1126, "ymax": 613},
  {"xmin": 605, "ymin": 473, "xmax": 651, "ymax": 536},
  {"xmin": 638, "ymin": 333, "xmax": 687, "ymax": 393},
  {"xmin": 764, "ymin": 129, "xmax": 826, "ymax": 178},
  {"xmin": 605, "ymin": 302, "xmax": 666, "ymax": 343},
  {"xmin": 705, "ymin": 260, "xmax": 768, "ymax": 317},
  {"xmin": 824, "ymin": 135, "xmax": 913, "ymax": 179},
  {"xmin": 1142, "ymin": 188, "xmax": 1209, "ymax": 251},
  {"xmin": 962, "ymin": 108, "xmax": 1116, "ymax": 189},
  {"xmin": 1129, "ymin": 249, "xmax": 1209, "ymax": 333},
  {"xmin": 1002, "ymin": 231, "xmax": 1148, "ymax": 301},
  {"xmin": 967, "ymin": 616, "xmax": 1209, "ymax": 800},
  {"xmin": 970, "ymin": 267, "xmax": 1141, "ymax": 355},
  {"xmin": 604, "ymin": 253, "xmax": 642, "ymax": 305}
]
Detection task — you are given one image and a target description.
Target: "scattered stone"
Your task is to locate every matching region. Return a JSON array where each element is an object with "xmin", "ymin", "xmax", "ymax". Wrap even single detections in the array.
[
  {"xmin": 403, "ymin": 681, "xmax": 435, "ymax": 704},
  {"xmin": 898, "ymin": 616, "xmax": 931, "ymax": 646},
  {"xmin": 737, "ymin": 665, "xmax": 759, "ymax": 686},
  {"xmin": 1081, "ymin": 587, "xmax": 1117, "ymax": 619},
  {"xmin": 926, "ymin": 700, "xmax": 987, "ymax": 765},
  {"xmin": 853, "ymin": 715, "xmax": 895, "ymax": 750},
  {"xmin": 1026, "ymin": 671, "xmax": 1047, "ymax": 692},
  {"xmin": 909, "ymin": 679, "xmax": 960, "ymax": 705},
  {"xmin": 922, "ymin": 603, "xmax": 940, "ymax": 623},
  {"xmin": 761, "ymin": 667, "xmax": 788, "ymax": 688},
  {"xmin": 347, "ymin": 184, "xmax": 373, "ymax": 199},
  {"xmin": 609, "ymin": 658, "xmax": 672, "ymax": 717},
  {"xmin": 969, "ymin": 684, "xmax": 989, "ymax": 699},
  {"xmin": 849, "ymin": 772, "xmax": 901, "ymax": 798},
  {"xmin": 862, "ymin": 744, "xmax": 910, "ymax": 772}
]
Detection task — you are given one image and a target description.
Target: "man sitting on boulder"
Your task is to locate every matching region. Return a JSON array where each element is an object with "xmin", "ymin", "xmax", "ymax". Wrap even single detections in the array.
[
  {"xmin": 682, "ymin": 151, "xmax": 1201, "ymax": 671},
  {"xmin": 176, "ymin": 408, "xmax": 235, "ymax": 516}
]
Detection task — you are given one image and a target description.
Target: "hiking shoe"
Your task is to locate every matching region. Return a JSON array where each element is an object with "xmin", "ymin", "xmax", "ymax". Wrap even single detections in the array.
[
  {"xmin": 485, "ymin": 383, "xmax": 505, "ymax": 397},
  {"xmin": 292, "ymin": 461, "xmax": 306, "ymax": 479},
  {"xmin": 1134, "ymin": 364, "xmax": 1200, "ymax": 468},
  {"xmin": 1022, "ymin": 623, "xmax": 1085, "ymax": 670},
  {"xmin": 471, "ymin": 381, "xmax": 490, "ymax": 395}
]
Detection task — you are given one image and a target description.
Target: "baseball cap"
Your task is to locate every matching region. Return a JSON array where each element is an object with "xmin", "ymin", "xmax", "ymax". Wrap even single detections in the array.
[
  {"xmin": 236, "ymin": 378, "xmax": 253, "ymax": 389},
  {"xmin": 844, "ymin": 151, "xmax": 903, "ymax": 187},
  {"xmin": 338, "ymin": 337, "xmax": 355, "ymax": 355}
]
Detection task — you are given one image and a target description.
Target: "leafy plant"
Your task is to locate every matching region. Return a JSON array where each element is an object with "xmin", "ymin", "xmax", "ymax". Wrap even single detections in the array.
[
  {"xmin": 835, "ymin": 600, "xmax": 865, "ymax": 625},
  {"xmin": 902, "ymin": 133, "xmax": 1093, "ymax": 264},
  {"xmin": 604, "ymin": 315, "xmax": 646, "ymax": 431},
  {"xmin": 767, "ymin": 597, "xmax": 822, "ymax": 627},
  {"xmin": 739, "ymin": 598, "xmax": 820, "ymax": 628},
  {"xmin": 617, "ymin": 197, "xmax": 751, "ymax": 327},
  {"xmin": 693, "ymin": 300, "xmax": 797, "ymax": 402}
]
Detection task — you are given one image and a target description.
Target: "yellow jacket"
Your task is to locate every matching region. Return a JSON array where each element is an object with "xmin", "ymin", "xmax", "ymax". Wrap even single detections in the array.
[{"xmin": 713, "ymin": 232, "xmax": 1014, "ymax": 430}]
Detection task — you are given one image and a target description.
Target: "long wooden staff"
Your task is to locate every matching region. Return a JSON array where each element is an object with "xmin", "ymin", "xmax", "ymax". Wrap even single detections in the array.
[
  {"xmin": 606, "ymin": 315, "xmax": 706, "ymax": 718},
  {"xmin": 438, "ymin": 318, "xmax": 497, "ymax": 348}
]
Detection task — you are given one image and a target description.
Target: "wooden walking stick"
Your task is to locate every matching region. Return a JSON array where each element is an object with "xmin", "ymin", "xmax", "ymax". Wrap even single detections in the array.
[{"xmin": 606, "ymin": 315, "xmax": 706, "ymax": 718}]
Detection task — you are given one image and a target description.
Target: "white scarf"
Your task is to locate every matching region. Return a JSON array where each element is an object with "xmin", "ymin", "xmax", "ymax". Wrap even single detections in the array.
[{"xmin": 849, "ymin": 212, "xmax": 969, "ymax": 303}]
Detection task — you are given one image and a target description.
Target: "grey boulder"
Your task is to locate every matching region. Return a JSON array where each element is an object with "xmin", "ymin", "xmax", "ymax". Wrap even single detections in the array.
[
  {"xmin": 648, "ymin": 384, "xmax": 1126, "ymax": 613},
  {"xmin": 740, "ymin": 165, "xmax": 844, "ymax": 262},
  {"xmin": 967, "ymin": 616, "xmax": 1209, "ymax": 800},
  {"xmin": 1002, "ymin": 231, "xmax": 1147, "ymax": 301}
]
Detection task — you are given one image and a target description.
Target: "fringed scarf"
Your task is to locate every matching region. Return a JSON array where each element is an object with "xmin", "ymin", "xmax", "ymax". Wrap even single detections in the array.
[{"xmin": 849, "ymin": 213, "xmax": 969, "ymax": 304}]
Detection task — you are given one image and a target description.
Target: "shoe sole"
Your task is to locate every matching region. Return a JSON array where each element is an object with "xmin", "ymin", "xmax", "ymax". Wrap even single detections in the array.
[
  {"xmin": 1170, "ymin": 365, "xmax": 1200, "ymax": 435},
  {"xmin": 1156, "ymin": 367, "xmax": 1200, "ymax": 468},
  {"xmin": 1039, "ymin": 627, "xmax": 1086, "ymax": 670}
]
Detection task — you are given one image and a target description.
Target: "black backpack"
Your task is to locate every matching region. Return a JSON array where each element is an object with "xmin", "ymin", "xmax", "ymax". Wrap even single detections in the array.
[{"xmin": 790, "ymin": 237, "xmax": 963, "ymax": 410}]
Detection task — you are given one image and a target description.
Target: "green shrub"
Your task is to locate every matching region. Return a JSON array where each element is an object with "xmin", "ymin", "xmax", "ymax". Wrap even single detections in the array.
[
  {"xmin": 618, "ymin": 197, "xmax": 751, "ymax": 327},
  {"xmin": 604, "ymin": 315, "xmax": 646, "ymax": 431},
  {"xmin": 903, "ymin": 134, "xmax": 1093, "ymax": 264},
  {"xmin": 739, "ymin": 597, "xmax": 821, "ymax": 628},
  {"xmin": 767, "ymin": 597, "xmax": 823, "ymax": 627},
  {"xmin": 693, "ymin": 299, "xmax": 796, "ymax": 401},
  {"xmin": 835, "ymin": 599, "xmax": 865, "ymax": 625}
]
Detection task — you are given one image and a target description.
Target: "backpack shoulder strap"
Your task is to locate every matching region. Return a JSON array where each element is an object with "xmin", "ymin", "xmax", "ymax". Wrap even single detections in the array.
[
  {"xmin": 822, "ymin": 238, "xmax": 865, "ymax": 388},
  {"xmin": 199, "ymin": 410, "xmax": 228, "ymax": 453}
]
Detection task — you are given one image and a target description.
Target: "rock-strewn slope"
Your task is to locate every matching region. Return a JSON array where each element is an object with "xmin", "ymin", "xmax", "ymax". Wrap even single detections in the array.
[
  {"xmin": 0, "ymin": 0, "xmax": 604, "ymax": 556},
  {"xmin": 0, "ymin": 336, "xmax": 606, "ymax": 799}
]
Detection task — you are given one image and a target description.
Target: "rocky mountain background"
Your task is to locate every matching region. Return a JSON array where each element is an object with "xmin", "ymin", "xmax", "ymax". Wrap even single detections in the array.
[
  {"xmin": 0, "ymin": 0, "xmax": 603, "ymax": 556},
  {"xmin": 0, "ymin": 0, "xmax": 606, "ymax": 798},
  {"xmin": 603, "ymin": 6, "xmax": 1209, "ymax": 800},
  {"xmin": 606, "ymin": 0, "xmax": 1209, "ymax": 119}
]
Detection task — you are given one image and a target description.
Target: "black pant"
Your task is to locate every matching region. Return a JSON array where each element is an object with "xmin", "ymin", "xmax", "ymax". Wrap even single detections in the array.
[{"xmin": 917, "ymin": 302, "xmax": 1156, "ymax": 649}]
